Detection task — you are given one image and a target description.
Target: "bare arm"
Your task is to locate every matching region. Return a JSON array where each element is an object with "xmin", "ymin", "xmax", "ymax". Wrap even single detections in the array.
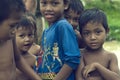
[
  {"xmin": 12, "ymin": 38, "xmax": 42, "ymax": 80},
  {"xmin": 76, "ymin": 56, "xmax": 84, "ymax": 80},
  {"xmin": 96, "ymin": 53, "xmax": 120, "ymax": 80},
  {"xmin": 53, "ymin": 64, "xmax": 73, "ymax": 80},
  {"xmin": 83, "ymin": 53, "xmax": 120, "ymax": 80}
]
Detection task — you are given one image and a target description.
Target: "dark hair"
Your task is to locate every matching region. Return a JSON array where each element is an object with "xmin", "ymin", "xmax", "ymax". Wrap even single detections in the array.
[
  {"xmin": 0, "ymin": 0, "xmax": 25, "ymax": 23},
  {"xmin": 25, "ymin": 12, "xmax": 38, "ymax": 43},
  {"xmin": 15, "ymin": 16, "xmax": 35, "ymax": 32},
  {"xmin": 63, "ymin": 0, "xmax": 70, "ymax": 4},
  {"xmin": 65, "ymin": 0, "xmax": 84, "ymax": 14},
  {"xmin": 79, "ymin": 8, "xmax": 109, "ymax": 35}
]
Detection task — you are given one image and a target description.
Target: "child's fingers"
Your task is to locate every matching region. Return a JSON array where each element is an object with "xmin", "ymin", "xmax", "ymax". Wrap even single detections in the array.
[
  {"xmin": 83, "ymin": 66, "xmax": 93, "ymax": 79},
  {"xmin": 82, "ymin": 67, "xmax": 89, "ymax": 78}
]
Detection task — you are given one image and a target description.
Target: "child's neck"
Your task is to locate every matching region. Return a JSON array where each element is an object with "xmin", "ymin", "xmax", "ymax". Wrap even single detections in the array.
[
  {"xmin": 86, "ymin": 46, "xmax": 104, "ymax": 53},
  {"xmin": 48, "ymin": 16, "xmax": 64, "ymax": 26},
  {"xmin": 21, "ymin": 51, "xmax": 28, "ymax": 55}
]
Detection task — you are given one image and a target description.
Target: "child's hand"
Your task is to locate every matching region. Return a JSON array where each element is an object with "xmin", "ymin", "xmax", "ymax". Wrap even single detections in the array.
[{"xmin": 82, "ymin": 63, "xmax": 98, "ymax": 78}]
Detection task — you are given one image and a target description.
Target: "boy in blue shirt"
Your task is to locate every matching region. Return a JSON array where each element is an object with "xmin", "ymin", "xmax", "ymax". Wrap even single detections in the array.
[{"xmin": 38, "ymin": 0, "xmax": 80, "ymax": 80}]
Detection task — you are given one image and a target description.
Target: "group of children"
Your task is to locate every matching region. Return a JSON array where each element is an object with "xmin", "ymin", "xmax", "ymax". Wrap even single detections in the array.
[{"xmin": 0, "ymin": 0, "xmax": 120, "ymax": 80}]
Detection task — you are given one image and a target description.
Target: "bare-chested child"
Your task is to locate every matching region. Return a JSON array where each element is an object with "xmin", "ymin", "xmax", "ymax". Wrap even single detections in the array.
[
  {"xmin": 76, "ymin": 8, "xmax": 120, "ymax": 80},
  {"xmin": 15, "ymin": 16, "xmax": 38, "ymax": 80},
  {"xmin": 0, "ymin": 0, "xmax": 41, "ymax": 80}
]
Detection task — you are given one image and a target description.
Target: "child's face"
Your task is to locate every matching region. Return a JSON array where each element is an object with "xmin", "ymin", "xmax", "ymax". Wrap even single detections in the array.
[
  {"xmin": 40, "ymin": 0, "xmax": 68, "ymax": 25},
  {"xmin": 65, "ymin": 9, "xmax": 80, "ymax": 29},
  {"xmin": 0, "ymin": 12, "xmax": 23, "ymax": 41},
  {"xmin": 15, "ymin": 27, "xmax": 34, "ymax": 52},
  {"xmin": 82, "ymin": 22, "xmax": 108, "ymax": 50}
]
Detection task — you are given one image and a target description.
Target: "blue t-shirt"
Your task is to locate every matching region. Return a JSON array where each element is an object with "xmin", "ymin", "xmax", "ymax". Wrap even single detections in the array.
[{"xmin": 38, "ymin": 19, "xmax": 80, "ymax": 80}]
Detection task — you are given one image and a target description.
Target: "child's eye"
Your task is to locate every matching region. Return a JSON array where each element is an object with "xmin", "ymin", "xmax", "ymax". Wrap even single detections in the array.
[
  {"xmin": 95, "ymin": 30, "xmax": 102, "ymax": 35},
  {"xmin": 19, "ymin": 34, "xmax": 25, "ymax": 38},
  {"xmin": 28, "ymin": 33, "xmax": 34, "ymax": 38},
  {"xmin": 40, "ymin": 1, "xmax": 47, "ymax": 6},
  {"xmin": 83, "ymin": 31, "xmax": 90, "ymax": 36},
  {"xmin": 52, "ymin": 2, "xmax": 59, "ymax": 6},
  {"xmin": 10, "ymin": 23, "xmax": 18, "ymax": 29}
]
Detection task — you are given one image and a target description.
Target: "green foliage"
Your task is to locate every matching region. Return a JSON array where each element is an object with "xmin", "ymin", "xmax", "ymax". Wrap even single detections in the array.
[{"xmin": 83, "ymin": 0, "xmax": 120, "ymax": 41}]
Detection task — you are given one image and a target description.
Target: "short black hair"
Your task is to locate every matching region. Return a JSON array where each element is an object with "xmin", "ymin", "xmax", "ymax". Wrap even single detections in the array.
[
  {"xmin": 0, "ymin": 0, "xmax": 25, "ymax": 23},
  {"xmin": 25, "ymin": 12, "xmax": 38, "ymax": 43},
  {"xmin": 65, "ymin": 0, "xmax": 84, "ymax": 14},
  {"xmin": 64, "ymin": 0, "xmax": 70, "ymax": 4},
  {"xmin": 79, "ymin": 8, "xmax": 109, "ymax": 35},
  {"xmin": 15, "ymin": 16, "xmax": 35, "ymax": 32}
]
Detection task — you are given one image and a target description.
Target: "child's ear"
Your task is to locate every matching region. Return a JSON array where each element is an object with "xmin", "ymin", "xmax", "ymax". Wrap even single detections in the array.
[
  {"xmin": 64, "ymin": 5, "xmax": 69, "ymax": 10},
  {"xmin": 64, "ymin": 1, "xmax": 69, "ymax": 10}
]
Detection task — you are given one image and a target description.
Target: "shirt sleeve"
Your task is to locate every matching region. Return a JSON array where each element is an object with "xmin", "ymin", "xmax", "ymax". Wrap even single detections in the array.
[{"xmin": 57, "ymin": 20, "xmax": 81, "ymax": 70}]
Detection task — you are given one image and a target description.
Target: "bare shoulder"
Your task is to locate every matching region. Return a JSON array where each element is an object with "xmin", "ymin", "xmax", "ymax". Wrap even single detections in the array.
[
  {"xmin": 23, "ymin": 53, "xmax": 36, "ymax": 66},
  {"xmin": 105, "ymin": 50, "xmax": 117, "ymax": 60},
  {"xmin": 105, "ymin": 50, "xmax": 120, "ymax": 75}
]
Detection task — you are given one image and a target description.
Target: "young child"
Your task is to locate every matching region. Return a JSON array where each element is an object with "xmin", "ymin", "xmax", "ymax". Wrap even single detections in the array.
[
  {"xmin": 15, "ymin": 16, "xmax": 36, "ymax": 80},
  {"xmin": 0, "ymin": 0, "xmax": 41, "ymax": 80},
  {"xmin": 25, "ymin": 12, "xmax": 42, "ymax": 69},
  {"xmin": 38, "ymin": 0, "xmax": 80, "ymax": 80},
  {"xmin": 25, "ymin": 12, "xmax": 41, "ymax": 55},
  {"xmin": 76, "ymin": 8, "xmax": 120, "ymax": 80},
  {"xmin": 64, "ymin": 0, "xmax": 85, "ymax": 48}
]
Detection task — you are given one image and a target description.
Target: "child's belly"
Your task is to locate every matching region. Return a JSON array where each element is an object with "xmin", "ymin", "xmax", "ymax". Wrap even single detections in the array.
[
  {"xmin": 0, "ymin": 40, "xmax": 15, "ymax": 80},
  {"xmin": 0, "ymin": 68, "xmax": 16, "ymax": 80},
  {"xmin": 0, "ymin": 56, "xmax": 16, "ymax": 80}
]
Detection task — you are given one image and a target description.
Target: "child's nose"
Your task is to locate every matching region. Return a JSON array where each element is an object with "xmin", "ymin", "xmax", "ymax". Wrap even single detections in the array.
[
  {"xmin": 90, "ymin": 34, "xmax": 96, "ymax": 40},
  {"xmin": 24, "ymin": 36, "xmax": 30, "ymax": 41},
  {"xmin": 45, "ymin": 4, "xmax": 52, "ymax": 11}
]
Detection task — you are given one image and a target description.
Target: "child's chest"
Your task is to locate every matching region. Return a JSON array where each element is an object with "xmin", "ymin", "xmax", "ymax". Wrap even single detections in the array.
[
  {"xmin": 42, "ymin": 27, "xmax": 59, "ymax": 50},
  {"xmin": 44, "ymin": 28, "xmax": 57, "ymax": 44},
  {"xmin": 83, "ymin": 53, "xmax": 109, "ymax": 68},
  {"xmin": 0, "ymin": 40, "xmax": 14, "ymax": 66}
]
